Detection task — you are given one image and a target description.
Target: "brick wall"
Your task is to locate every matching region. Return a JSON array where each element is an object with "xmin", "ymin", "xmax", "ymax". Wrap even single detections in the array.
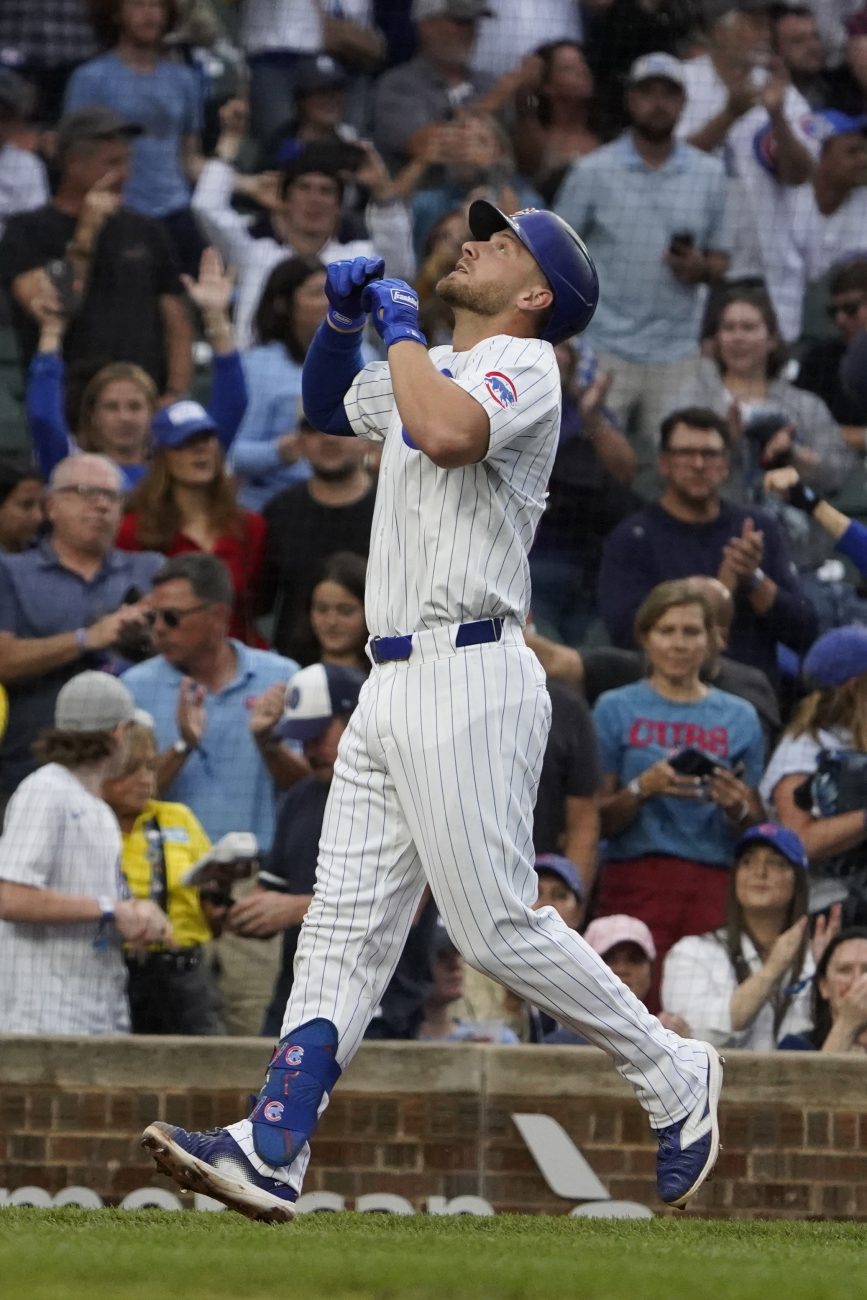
[{"xmin": 2, "ymin": 1038, "xmax": 867, "ymax": 1218}]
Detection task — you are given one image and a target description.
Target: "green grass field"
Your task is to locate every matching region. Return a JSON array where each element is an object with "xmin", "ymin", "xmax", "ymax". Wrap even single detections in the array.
[{"xmin": 2, "ymin": 1210, "xmax": 867, "ymax": 1300}]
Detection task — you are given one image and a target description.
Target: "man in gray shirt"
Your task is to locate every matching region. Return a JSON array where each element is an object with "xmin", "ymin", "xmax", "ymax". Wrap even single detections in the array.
[{"xmin": 0, "ymin": 454, "xmax": 161, "ymax": 804}]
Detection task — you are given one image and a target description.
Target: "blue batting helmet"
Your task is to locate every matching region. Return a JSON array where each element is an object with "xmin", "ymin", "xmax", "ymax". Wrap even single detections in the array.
[{"xmin": 467, "ymin": 199, "xmax": 599, "ymax": 345}]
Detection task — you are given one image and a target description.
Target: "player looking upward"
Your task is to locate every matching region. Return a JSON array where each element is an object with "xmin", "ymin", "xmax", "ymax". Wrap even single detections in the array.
[{"xmin": 142, "ymin": 202, "xmax": 722, "ymax": 1222}]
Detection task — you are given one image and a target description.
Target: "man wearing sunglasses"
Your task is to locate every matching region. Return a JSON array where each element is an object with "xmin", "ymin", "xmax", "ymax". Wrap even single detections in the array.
[
  {"xmin": 796, "ymin": 258, "xmax": 867, "ymax": 449},
  {"xmin": 0, "ymin": 453, "xmax": 161, "ymax": 811},
  {"xmin": 120, "ymin": 552, "xmax": 303, "ymax": 1033}
]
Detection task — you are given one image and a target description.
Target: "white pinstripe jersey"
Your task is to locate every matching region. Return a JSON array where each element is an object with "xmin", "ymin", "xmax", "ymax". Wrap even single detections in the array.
[
  {"xmin": 0, "ymin": 763, "xmax": 129, "ymax": 1035},
  {"xmin": 344, "ymin": 335, "xmax": 561, "ymax": 637}
]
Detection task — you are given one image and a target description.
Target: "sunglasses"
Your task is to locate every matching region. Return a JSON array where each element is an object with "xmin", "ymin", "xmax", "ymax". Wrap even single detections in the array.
[
  {"xmin": 53, "ymin": 484, "xmax": 123, "ymax": 505},
  {"xmin": 827, "ymin": 299, "xmax": 864, "ymax": 320},
  {"xmin": 145, "ymin": 603, "xmax": 210, "ymax": 629}
]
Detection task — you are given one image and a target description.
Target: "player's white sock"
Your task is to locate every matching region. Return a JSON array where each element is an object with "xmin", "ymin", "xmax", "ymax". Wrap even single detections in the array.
[{"xmin": 225, "ymin": 1119, "xmax": 294, "ymax": 1185}]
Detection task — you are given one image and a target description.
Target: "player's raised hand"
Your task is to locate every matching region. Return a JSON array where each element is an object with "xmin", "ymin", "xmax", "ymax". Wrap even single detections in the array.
[
  {"xmin": 361, "ymin": 277, "xmax": 428, "ymax": 349},
  {"xmin": 325, "ymin": 256, "xmax": 385, "ymax": 332}
]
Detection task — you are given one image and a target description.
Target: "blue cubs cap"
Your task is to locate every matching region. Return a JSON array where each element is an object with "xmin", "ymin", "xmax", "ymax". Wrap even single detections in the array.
[
  {"xmin": 273, "ymin": 662, "xmax": 364, "ymax": 741},
  {"xmin": 534, "ymin": 853, "xmax": 584, "ymax": 900},
  {"xmin": 736, "ymin": 822, "xmax": 809, "ymax": 871},
  {"xmin": 804, "ymin": 109, "xmax": 867, "ymax": 145},
  {"xmin": 152, "ymin": 400, "xmax": 217, "ymax": 450},
  {"xmin": 803, "ymin": 625, "xmax": 867, "ymax": 689},
  {"xmin": 467, "ymin": 200, "xmax": 599, "ymax": 344}
]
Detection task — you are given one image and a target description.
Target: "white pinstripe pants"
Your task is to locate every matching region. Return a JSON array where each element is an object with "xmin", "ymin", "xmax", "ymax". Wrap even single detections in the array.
[{"xmin": 231, "ymin": 623, "xmax": 708, "ymax": 1187}]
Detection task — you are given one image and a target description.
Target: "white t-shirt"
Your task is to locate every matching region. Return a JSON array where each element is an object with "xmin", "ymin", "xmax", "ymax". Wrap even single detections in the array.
[
  {"xmin": 662, "ymin": 928, "xmax": 815, "ymax": 1050},
  {"xmin": 0, "ymin": 143, "xmax": 49, "ymax": 239},
  {"xmin": 344, "ymin": 334, "xmax": 561, "ymax": 636},
  {"xmin": 676, "ymin": 55, "xmax": 814, "ymax": 298},
  {"xmin": 760, "ymin": 725, "xmax": 849, "ymax": 812},
  {"xmin": 0, "ymin": 763, "xmax": 129, "ymax": 1035},
  {"xmin": 765, "ymin": 184, "xmax": 867, "ymax": 342},
  {"xmin": 241, "ymin": 0, "xmax": 373, "ymax": 56},
  {"xmin": 470, "ymin": 0, "xmax": 582, "ymax": 79}
]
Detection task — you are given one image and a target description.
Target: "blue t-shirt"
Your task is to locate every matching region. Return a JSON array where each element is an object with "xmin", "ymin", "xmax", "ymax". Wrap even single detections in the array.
[
  {"xmin": 65, "ymin": 53, "xmax": 203, "ymax": 217},
  {"xmin": 593, "ymin": 680, "xmax": 765, "ymax": 867}
]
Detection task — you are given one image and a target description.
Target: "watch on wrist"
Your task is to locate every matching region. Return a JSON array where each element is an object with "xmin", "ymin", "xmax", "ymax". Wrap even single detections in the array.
[
  {"xmin": 747, "ymin": 567, "xmax": 766, "ymax": 593},
  {"xmin": 627, "ymin": 777, "xmax": 644, "ymax": 801},
  {"xmin": 173, "ymin": 737, "xmax": 190, "ymax": 756}
]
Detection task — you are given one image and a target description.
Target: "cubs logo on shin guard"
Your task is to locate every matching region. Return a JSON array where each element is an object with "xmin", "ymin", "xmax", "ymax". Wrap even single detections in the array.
[{"xmin": 248, "ymin": 1018, "xmax": 341, "ymax": 1167}]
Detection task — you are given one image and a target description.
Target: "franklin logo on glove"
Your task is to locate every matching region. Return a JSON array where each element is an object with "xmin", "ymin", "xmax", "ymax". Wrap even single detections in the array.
[{"xmin": 390, "ymin": 288, "xmax": 418, "ymax": 308}]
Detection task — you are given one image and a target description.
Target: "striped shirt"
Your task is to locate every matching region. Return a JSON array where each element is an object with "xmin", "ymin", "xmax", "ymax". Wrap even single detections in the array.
[
  {"xmin": 0, "ymin": 763, "xmax": 129, "ymax": 1035},
  {"xmin": 344, "ymin": 335, "xmax": 561, "ymax": 637}
]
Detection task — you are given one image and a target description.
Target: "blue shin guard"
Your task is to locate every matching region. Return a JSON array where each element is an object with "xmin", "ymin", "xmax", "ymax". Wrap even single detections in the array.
[{"xmin": 249, "ymin": 1018, "xmax": 342, "ymax": 1167}]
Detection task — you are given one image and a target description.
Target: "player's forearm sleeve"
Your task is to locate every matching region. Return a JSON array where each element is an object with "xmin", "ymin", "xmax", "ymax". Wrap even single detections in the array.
[
  {"xmin": 302, "ymin": 322, "xmax": 364, "ymax": 438},
  {"xmin": 835, "ymin": 519, "xmax": 867, "ymax": 578}
]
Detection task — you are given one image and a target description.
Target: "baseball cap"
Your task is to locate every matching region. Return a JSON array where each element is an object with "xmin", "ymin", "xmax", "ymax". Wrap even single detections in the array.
[
  {"xmin": 804, "ymin": 625, "xmax": 867, "ymax": 688},
  {"xmin": 55, "ymin": 671, "xmax": 136, "ymax": 733},
  {"xmin": 295, "ymin": 55, "xmax": 349, "ymax": 96},
  {"xmin": 802, "ymin": 109, "xmax": 867, "ymax": 146},
  {"xmin": 151, "ymin": 400, "xmax": 217, "ymax": 450},
  {"xmin": 584, "ymin": 914, "xmax": 657, "ymax": 962},
  {"xmin": 273, "ymin": 663, "xmax": 365, "ymax": 742},
  {"xmin": 735, "ymin": 822, "xmax": 809, "ymax": 871},
  {"xmin": 413, "ymin": 0, "xmax": 494, "ymax": 21},
  {"xmin": 627, "ymin": 53, "xmax": 687, "ymax": 91},
  {"xmin": 56, "ymin": 107, "xmax": 142, "ymax": 157},
  {"xmin": 534, "ymin": 854, "xmax": 584, "ymax": 901}
]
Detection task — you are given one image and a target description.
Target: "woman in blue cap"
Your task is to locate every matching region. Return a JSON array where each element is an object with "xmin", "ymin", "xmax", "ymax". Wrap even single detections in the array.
[
  {"xmin": 662, "ymin": 823, "xmax": 840, "ymax": 1051},
  {"xmin": 760, "ymin": 622, "xmax": 867, "ymax": 921}
]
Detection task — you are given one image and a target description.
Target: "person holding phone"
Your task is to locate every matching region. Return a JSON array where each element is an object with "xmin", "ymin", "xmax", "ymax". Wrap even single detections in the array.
[{"xmin": 594, "ymin": 578, "xmax": 764, "ymax": 1003}]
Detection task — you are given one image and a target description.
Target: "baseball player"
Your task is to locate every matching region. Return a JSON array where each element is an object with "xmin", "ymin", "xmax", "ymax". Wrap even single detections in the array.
[{"xmin": 142, "ymin": 202, "xmax": 722, "ymax": 1222}]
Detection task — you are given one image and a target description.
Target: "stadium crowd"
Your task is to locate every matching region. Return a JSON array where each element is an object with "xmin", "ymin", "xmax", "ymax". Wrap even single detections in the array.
[{"xmin": 1, "ymin": 0, "xmax": 867, "ymax": 1058}]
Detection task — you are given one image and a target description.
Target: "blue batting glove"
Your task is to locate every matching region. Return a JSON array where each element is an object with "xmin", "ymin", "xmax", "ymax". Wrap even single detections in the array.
[
  {"xmin": 325, "ymin": 257, "xmax": 385, "ymax": 332},
  {"xmin": 361, "ymin": 278, "xmax": 427, "ymax": 349}
]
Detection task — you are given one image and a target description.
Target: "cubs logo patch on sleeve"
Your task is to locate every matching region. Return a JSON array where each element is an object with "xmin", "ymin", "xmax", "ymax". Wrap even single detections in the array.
[{"xmin": 484, "ymin": 371, "xmax": 518, "ymax": 408}]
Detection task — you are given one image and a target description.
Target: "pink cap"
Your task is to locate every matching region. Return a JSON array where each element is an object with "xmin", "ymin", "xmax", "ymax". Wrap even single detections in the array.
[{"xmin": 584, "ymin": 914, "xmax": 656, "ymax": 961}]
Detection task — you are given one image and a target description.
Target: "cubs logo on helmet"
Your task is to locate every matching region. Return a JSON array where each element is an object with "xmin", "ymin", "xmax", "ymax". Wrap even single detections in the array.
[{"xmin": 484, "ymin": 372, "xmax": 518, "ymax": 408}]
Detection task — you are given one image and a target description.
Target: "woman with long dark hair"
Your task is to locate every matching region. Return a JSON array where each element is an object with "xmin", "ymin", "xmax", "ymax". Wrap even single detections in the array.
[
  {"xmin": 662, "ymin": 824, "xmax": 836, "ymax": 1050},
  {"xmin": 116, "ymin": 401, "xmax": 265, "ymax": 645},
  {"xmin": 781, "ymin": 927, "xmax": 867, "ymax": 1052},
  {"xmin": 514, "ymin": 41, "xmax": 602, "ymax": 203},
  {"xmin": 292, "ymin": 551, "xmax": 368, "ymax": 672},
  {"xmin": 229, "ymin": 255, "xmax": 327, "ymax": 511},
  {"xmin": 0, "ymin": 458, "xmax": 43, "ymax": 553}
]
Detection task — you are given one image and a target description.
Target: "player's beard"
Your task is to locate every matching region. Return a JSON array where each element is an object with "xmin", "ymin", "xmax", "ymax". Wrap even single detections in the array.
[{"xmin": 436, "ymin": 271, "xmax": 511, "ymax": 318}]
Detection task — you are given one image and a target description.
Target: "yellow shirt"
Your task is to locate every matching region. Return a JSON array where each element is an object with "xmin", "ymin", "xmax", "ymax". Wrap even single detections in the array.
[{"xmin": 120, "ymin": 799, "xmax": 212, "ymax": 949}]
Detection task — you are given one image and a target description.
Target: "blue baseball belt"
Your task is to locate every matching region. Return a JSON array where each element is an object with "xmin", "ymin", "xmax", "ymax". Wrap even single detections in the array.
[{"xmin": 368, "ymin": 617, "xmax": 504, "ymax": 665}]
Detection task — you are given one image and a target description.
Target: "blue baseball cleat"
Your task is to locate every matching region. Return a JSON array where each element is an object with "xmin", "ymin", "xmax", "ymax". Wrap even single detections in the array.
[
  {"xmin": 141, "ymin": 1122, "xmax": 297, "ymax": 1223},
  {"xmin": 655, "ymin": 1044, "xmax": 724, "ymax": 1209}
]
